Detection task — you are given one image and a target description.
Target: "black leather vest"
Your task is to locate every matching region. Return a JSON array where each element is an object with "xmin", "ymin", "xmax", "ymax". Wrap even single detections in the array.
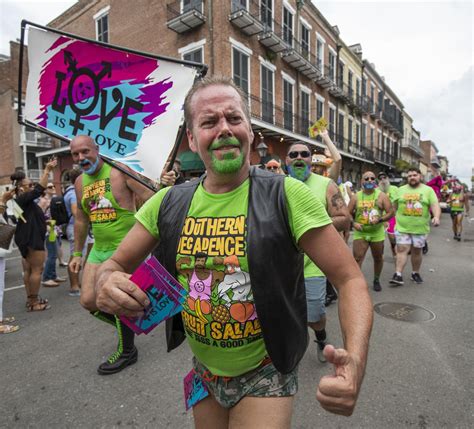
[{"xmin": 155, "ymin": 166, "xmax": 308, "ymax": 374}]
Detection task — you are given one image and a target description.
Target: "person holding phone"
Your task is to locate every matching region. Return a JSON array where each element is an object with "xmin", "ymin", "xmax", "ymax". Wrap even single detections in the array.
[{"xmin": 10, "ymin": 157, "xmax": 57, "ymax": 311}]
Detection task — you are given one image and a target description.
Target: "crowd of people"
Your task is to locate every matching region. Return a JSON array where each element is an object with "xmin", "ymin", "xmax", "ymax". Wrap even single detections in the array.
[{"xmin": 0, "ymin": 76, "xmax": 471, "ymax": 427}]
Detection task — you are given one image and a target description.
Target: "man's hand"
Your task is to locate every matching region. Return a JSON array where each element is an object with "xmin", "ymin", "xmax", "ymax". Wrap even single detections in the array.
[
  {"xmin": 96, "ymin": 271, "xmax": 149, "ymax": 318},
  {"xmin": 316, "ymin": 344, "xmax": 364, "ymax": 416},
  {"xmin": 69, "ymin": 256, "xmax": 82, "ymax": 274},
  {"xmin": 353, "ymin": 222, "xmax": 363, "ymax": 231},
  {"xmin": 45, "ymin": 157, "xmax": 58, "ymax": 172},
  {"xmin": 431, "ymin": 216, "xmax": 440, "ymax": 226},
  {"xmin": 160, "ymin": 168, "xmax": 177, "ymax": 187}
]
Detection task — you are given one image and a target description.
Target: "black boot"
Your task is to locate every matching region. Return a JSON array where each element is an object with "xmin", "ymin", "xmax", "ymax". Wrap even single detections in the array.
[{"xmin": 97, "ymin": 317, "xmax": 138, "ymax": 375}]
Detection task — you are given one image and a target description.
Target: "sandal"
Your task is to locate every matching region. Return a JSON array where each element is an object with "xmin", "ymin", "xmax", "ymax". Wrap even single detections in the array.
[
  {"xmin": 0, "ymin": 324, "xmax": 20, "ymax": 334},
  {"xmin": 26, "ymin": 295, "xmax": 48, "ymax": 308},
  {"xmin": 26, "ymin": 295, "xmax": 50, "ymax": 311},
  {"xmin": 0, "ymin": 316, "xmax": 15, "ymax": 323},
  {"xmin": 26, "ymin": 301, "xmax": 51, "ymax": 312}
]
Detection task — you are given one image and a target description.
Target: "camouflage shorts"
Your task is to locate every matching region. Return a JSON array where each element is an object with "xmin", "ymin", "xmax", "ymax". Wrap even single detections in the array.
[{"xmin": 192, "ymin": 357, "xmax": 298, "ymax": 409}]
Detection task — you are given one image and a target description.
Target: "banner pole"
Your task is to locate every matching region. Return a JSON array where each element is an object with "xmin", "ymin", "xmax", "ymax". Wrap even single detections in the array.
[
  {"xmin": 17, "ymin": 20, "xmax": 27, "ymax": 124},
  {"xmin": 100, "ymin": 156, "xmax": 158, "ymax": 192}
]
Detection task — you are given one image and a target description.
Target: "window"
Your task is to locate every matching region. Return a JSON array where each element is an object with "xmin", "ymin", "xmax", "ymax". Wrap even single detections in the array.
[
  {"xmin": 348, "ymin": 118, "xmax": 353, "ymax": 145},
  {"xmin": 361, "ymin": 123, "xmax": 366, "ymax": 147},
  {"xmin": 233, "ymin": 48, "xmax": 249, "ymax": 94},
  {"xmin": 338, "ymin": 113, "xmax": 344, "ymax": 145},
  {"xmin": 378, "ymin": 91, "xmax": 384, "ymax": 111},
  {"xmin": 356, "ymin": 122, "xmax": 360, "ymax": 146},
  {"xmin": 348, "ymin": 70, "xmax": 353, "ymax": 97},
  {"xmin": 183, "ymin": 0, "xmax": 203, "ymax": 13},
  {"xmin": 301, "ymin": 24, "xmax": 309, "ymax": 59},
  {"xmin": 370, "ymin": 128, "xmax": 374, "ymax": 150},
  {"xmin": 316, "ymin": 98, "xmax": 323, "ymax": 120},
  {"xmin": 231, "ymin": 0, "xmax": 247, "ymax": 12},
  {"xmin": 261, "ymin": 0, "xmax": 272, "ymax": 28},
  {"xmin": 362, "ymin": 77, "xmax": 367, "ymax": 97},
  {"xmin": 261, "ymin": 65, "xmax": 274, "ymax": 123},
  {"xmin": 328, "ymin": 50, "xmax": 336, "ymax": 81},
  {"xmin": 337, "ymin": 61, "xmax": 344, "ymax": 87},
  {"xmin": 283, "ymin": 7, "xmax": 293, "ymax": 46},
  {"xmin": 283, "ymin": 79, "xmax": 293, "ymax": 131},
  {"xmin": 356, "ymin": 79, "xmax": 360, "ymax": 104},
  {"xmin": 300, "ymin": 91, "xmax": 310, "ymax": 136},
  {"xmin": 316, "ymin": 38, "xmax": 324, "ymax": 70},
  {"xmin": 329, "ymin": 107, "xmax": 335, "ymax": 140},
  {"xmin": 183, "ymin": 48, "xmax": 203, "ymax": 63},
  {"xmin": 95, "ymin": 12, "xmax": 109, "ymax": 43},
  {"xmin": 370, "ymin": 86, "xmax": 375, "ymax": 111}
]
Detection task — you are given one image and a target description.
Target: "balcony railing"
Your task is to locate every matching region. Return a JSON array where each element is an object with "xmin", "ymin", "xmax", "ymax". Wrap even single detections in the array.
[
  {"xmin": 229, "ymin": 0, "xmax": 264, "ymax": 36},
  {"xmin": 249, "ymin": 94, "xmax": 315, "ymax": 137},
  {"xmin": 401, "ymin": 140, "xmax": 424, "ymax": 157},
  {"xmin": 281, "ymin": 37, "xmax": 322, "ymax": 79},
  {"xmin": 27, "ymin": 169, "xmax": 53, "ymax": 181},
  {"xmin": 258, "ymin": 17, "xmax": 288, "ymax": 53},
  {"xmin": 20, "ymin": 130, "xmax": 53, "ymax": 149},
  {"xmin": 166, "ymin": 0, "xmax": 205, "ymax": 33},
  {"xmin": 374, "ymin": 148, "xmax": 396, "ymax": 166}
]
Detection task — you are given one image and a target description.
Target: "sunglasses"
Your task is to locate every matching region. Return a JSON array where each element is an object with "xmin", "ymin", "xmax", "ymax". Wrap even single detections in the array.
[
  {"xmin": 364, "ymin": 177, "xmax": 376, "ymax": 181},
  {"xmin": 47, "ymin": 185, "xmax": 55, "ymax": 189},
  {"xmin": 266, "ymin": 166, "xmax": 279, "ymax": 171},
  {"xmin": 288, "ymin": 150, "xmax": 311, "ymax": 159}
]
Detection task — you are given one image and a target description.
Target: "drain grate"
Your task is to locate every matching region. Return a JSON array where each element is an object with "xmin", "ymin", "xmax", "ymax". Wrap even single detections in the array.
[{"xmin": 374, "ymin": 302, "xmax": 436, "ymax": 323}]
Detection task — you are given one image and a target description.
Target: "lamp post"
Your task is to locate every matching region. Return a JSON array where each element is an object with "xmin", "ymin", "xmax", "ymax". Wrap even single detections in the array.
[{"xmin": 256, "ymin": 141, "xmax": 268, "ymax": 168}]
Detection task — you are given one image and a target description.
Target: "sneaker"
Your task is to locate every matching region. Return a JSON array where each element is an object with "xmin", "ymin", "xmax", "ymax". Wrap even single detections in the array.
[
  {"xmin": 411, "ymin": 273, "xmax": 424, "ymax": 284},
  {"xmin": 54, "ymin": 276, "xmax": 67, "ymax": 282},
  {"xmin": 315, "ymin": 340, "xmax": 327, "ymax": 363},
  {"xmin": 42, "ymin": 279, "xmax": 59, "ymax": 287},
  {"xmin": 389, "ymin": 273, "xmax": 404, "ymax": 286},
  {"xmin": 68, "ymin": 289, "xmax": 81, "ymax": 297},
  {"xmin": 373, "ymin": 279, "xmax": 382, "ymax": 292},
  {"xmin": 97, "ymin": 346, "xmax": 138, "ymax": 375}
]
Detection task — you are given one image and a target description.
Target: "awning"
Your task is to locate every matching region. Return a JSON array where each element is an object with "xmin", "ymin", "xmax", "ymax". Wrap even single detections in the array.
[{"xmin": 179, "ymin": 150, "xmax": 205, "ymax": 171}]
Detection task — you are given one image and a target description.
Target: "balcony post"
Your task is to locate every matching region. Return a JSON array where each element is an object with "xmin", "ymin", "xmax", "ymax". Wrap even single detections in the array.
[{"xmin": 22, "ymin": 139, "xmax": 28, "ymax": 176}]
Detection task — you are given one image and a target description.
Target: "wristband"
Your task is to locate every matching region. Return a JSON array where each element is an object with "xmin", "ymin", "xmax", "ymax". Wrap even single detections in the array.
[{"xmin": 72, "ymin": 251, "xmax": 83, "ymax": 257}]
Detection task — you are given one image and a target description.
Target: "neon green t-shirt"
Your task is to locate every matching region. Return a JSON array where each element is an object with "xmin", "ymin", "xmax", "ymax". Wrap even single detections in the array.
[
  {"xmin": 395, "ymin": 184, "xmax": 437, "ymax": 235},
  {"xmin": 303, "ymin": 173, "xmax": 331, "ymax": 278},
  {"xmin": 136, "ymin": 176, "xmax": 331, "ymax": 377},
  {"xmin": 385, "ymin": 185, "xmax": 399, "ymax": 204}
]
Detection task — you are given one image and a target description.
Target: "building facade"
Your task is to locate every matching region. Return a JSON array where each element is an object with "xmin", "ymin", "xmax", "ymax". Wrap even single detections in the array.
[{"xmin": 0, "ymin": 0, "xmax": 434, "ymax": 188}]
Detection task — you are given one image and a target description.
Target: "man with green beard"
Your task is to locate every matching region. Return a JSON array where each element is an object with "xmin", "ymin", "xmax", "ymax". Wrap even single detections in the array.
[
  {"xmin": 94, "ymin": 77, "xmax": 373, "ymax": 426},
  {"xmin": 285, "ymin": 143, "xmax": 350, "ymax": 363}
]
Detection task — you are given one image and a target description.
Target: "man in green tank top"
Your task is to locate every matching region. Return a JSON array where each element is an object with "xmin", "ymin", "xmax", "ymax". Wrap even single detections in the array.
[
  {"xmin": 286, "ymin": 142, "xmax": 350, "ymax": 362},
  {"xmin": 69, "ymin": 135, "xmax": 174, "ymax": 375},
  {"xmin": 348, "ymin": 172, "xmax": 393, "ymax": 291}
]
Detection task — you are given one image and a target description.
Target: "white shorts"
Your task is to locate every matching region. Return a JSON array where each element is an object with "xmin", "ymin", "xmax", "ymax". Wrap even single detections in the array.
[{"xmin": 395, "ymin": 231, "xmax": 427, "ymax": 248}]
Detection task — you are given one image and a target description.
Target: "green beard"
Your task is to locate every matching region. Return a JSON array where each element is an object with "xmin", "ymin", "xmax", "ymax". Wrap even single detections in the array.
[{"xmin": 209, "ymin": 137, "xmax": 244, "ymax": 174}]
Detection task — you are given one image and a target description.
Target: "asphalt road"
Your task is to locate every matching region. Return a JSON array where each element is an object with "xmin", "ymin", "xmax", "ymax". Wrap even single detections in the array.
[{"xmin": 1, "ymin": 212, "xmax": 473, "ymax": 428}]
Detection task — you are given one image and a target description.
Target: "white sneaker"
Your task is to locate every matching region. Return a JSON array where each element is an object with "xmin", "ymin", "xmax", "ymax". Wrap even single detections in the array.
[{"xmin": 315, "ymin": 340, "xmax": 327, "ymax": 363}]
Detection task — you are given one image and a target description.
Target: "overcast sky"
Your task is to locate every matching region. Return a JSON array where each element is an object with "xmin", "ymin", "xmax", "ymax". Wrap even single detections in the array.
[{"xmin": 1, "ymin": 0, "xmax": 472, "ymax": 183}]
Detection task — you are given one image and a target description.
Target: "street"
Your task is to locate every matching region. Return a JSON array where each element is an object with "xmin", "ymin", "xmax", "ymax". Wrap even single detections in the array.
[{"xmin": 1, "ymin": 212, "xmax": 472, "ymax": 428}]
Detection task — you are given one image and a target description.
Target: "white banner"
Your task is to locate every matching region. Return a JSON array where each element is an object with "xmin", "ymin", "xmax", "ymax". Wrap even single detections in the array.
[{"xmin": 25, "ymin": 26, "xmax": 198, "ymax": 180}]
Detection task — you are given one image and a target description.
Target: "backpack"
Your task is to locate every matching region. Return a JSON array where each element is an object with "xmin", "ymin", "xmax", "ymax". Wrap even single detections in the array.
[{"xmin": 49, "ymin": 188, "xmax": 73, "ymax": 225}]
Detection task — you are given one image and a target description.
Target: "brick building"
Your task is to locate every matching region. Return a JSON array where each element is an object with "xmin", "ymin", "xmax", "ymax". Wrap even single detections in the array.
[{"xmin": 0, "ymin": 0, "xmax": 433, "ymax": 188}]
